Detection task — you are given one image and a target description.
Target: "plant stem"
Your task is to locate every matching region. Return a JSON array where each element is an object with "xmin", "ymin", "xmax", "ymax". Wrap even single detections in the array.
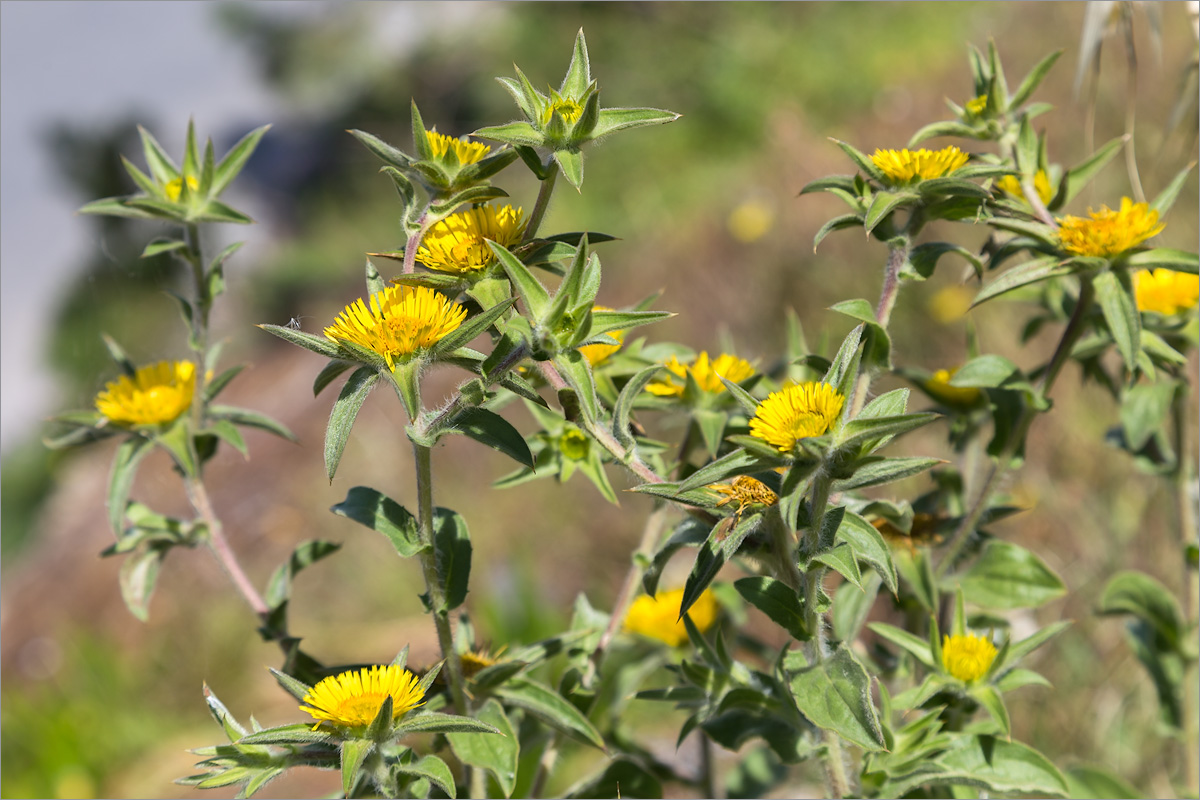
[
  {"xmin": 186, "ymin": 475, "xmax": 270, "ymax": 617},
  {"xmin": 402, "ymin": 209, "xmax": 433, "ymax": 275},
  {"xmin": 411, "ymin": 441, "xmax": 470, "ymax": 718},
  {"xmin": 1171, "ymin": 382, "xmax": 1199, "ymax": 797},
  {"xmin": 522, "ymin": 162, "xmax": 559, "ymax": 244},
  {"xmin": 851, "ymin": 241, "xmax": 908, "ymax": 416},
  {"xmin": 700, "ymin": 732, "xmax": 720, "ymax": 799},
  {"xmin": 935, "ymin": 279, "xmax": 1096, "ymax": 580}
]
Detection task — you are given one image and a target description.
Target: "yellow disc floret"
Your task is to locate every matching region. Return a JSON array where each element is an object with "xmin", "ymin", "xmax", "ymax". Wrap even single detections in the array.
[
  {"xmin": 1056, "ymin": 197, "xmax": 1164, "ymax": 258},
  {"xmin": 301, "ymin": 665, "xmax": 425, "ymax": 728},
  {"xmin": 415, "ymin": 204, "xmax": 526, "ymax": 274},
  {"xmin": 324, "ymin": 284, "xmax": 467, "ymax": 370},
  {"xmin": 95, "ymin": 360, "xmax": 196, "ymax": 426},
  {"xmin": 624, "ymin": 587, "xmax": 718, "ymax": 647},
  {"xmin": 942, "ymin": 633, "xmax": 998, "ymax": 683},
  {"xmin": 540, "ymin": 90, "xmax": 584, "ymax": 126},
  {"xmin": 164, "ymin": 175, "xmax": 199, "ymax": 202},
  {"xmin": 645, "ymin": 352, "xmax": 755, "ymax": 398},
  {"xmin": 749, "ymin": 382, "xmax": 845, "ymax": 453},
  {"xmin": 425, "ymin": 130, "xmax": 491, "ymax": 165},
  {"xmin": 870, "ymin": 146, "xmax": 970, "ymax": 185},
  {"xmin": 1134, "ymin": 268, "xmax": 1199, "ymax": 315}
]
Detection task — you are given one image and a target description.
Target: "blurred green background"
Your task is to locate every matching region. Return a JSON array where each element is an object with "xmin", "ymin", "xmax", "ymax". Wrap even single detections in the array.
[{"xmin": 2, "ymin": 2, "xmax": 1197, "ymax": 798}]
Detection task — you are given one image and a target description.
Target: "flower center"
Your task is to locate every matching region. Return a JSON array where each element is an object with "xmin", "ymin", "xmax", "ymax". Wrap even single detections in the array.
[{"xmin": 334, "ymin": 693, "xmax": 389, "ymax": 725}]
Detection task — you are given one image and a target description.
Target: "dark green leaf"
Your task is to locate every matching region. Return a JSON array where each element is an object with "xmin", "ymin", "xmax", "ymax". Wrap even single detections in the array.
[
  {"xmin": 495, "ymin": 678, "xmax": 604, "ymax": 749},
  {"xmin": 954, "ymin": 540, "xmax": 1066, "ymax": 609},
  {"xmin": 1065, "ymin": 765, "xmax": 1143, "ymax": 799},
  {"xmin": 972, "ymin": 256, "xmax": 1074, "ymax": 306},
  {"xmin": 735, "ymin": 577, "xmax": 809, "ymax": 640},
  {"xmin": 209, "ymin": 405, "xmax": 297, "ymax": 443},
  {"xmin": 447, "ymin": 408, "xmax": 534, "ymax": 468},
  {"xmin": 788, "ymin": 643, "xmax": 886, "ymax": 751},
  {"xmin": 433, "ymin": 508, "xmax": 472, "ymax": 611},
  {"xmin": 1094, "ymin": 270, "xmax": 1140, "ymax": 372},
  {"xmin": 324, "ymin": 368, "xmax": 379, "ymax": 481},
  {"xmin": 1099, "ymin": 570, "xmax": 1183, "ymax": 649},
  {"xmin": 446, "ymin": 699, "xmax": 518, "ymax": 798}
]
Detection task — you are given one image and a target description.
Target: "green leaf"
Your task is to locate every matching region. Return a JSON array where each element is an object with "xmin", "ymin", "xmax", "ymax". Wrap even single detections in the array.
[
  {"xmin": 954, "ymin": 540, "xmax": 1066, "ymax": 609},
  {"xmin": 970, "ymin": 684, "xmax": 1010, "ymax": 737},
  {"xmin": 831, "ymin": 138, "xmax": 886, "ymax": 183},
  {"xmin": 142, "ymin": 238, "xmax": 187, "ymax": 258},
  {"xmin": 950, "ymin": 353, "xmax": 1021, "ymax": 387},
  {"xmin": 269, "ymin": 667, "xmax": 314, "ymax": 703},
  {"xmin": 213, "ymin": 125, "xmax": 270, "ymax": 196},
  {"xmin": 836, "ymin": 511, "xmax": 898, "ymax": 594},
  {"xmin": 331, "ymin": 487, "xmax": 426, "ymax": 558},
  {"xmin": 788, "ymin": 643, "xmax": 886, "ymax": 751},
  {"xmin": 553, "ymin": 349, "xmax": 600, "ymax": 424},
  {"xmin": 138, "ymin": 124, "xmax": 179, "ymax": 183},
  {"xmin": 237, "ymin": 723, "xmax": 332, "ymax": 745},
  {"xmin": 554, "ymin": 149, "xmax": 584, "ymax": 190},
  {"xmin": 1149, "ymin": 161, "xmax": 1196, "ymax": 216},
  {"xmin": 1002, "ymin": 620, "xmax": 1072, "ymax": 667},
  {"xmin": 590, "ymin": 107, "xmax": 681, "ymax": 140},
  {"xmin": 433, "ymin": 508, "xmax": 472, "ymax": 611},
  {"xmin": 1124, "ymin": 248, "xmax": 1199, "ymax": 275},
  {"xmin": 262, "ymin": 540, "xmax": 340, "ymax": 611},
  {"xmin": 565, "ymin": 758, "xmax": 663, "ymax": 799},
  {"xmin": 588, "ymin": 309, "xmax": 673, "ymax": 337},
  {"xmin": 642, "ymin": 517, "xmax": 711, "ymax": 598},
  {"xmin": 679, "ymin": 515, "xmax": 757, "ymax": 622},
  {"xmin": 324, "ymin": 368, "xmax": 379, "ymax": 482},
  {"xmin": 394, "ymin": 754, "xmax": 457, "ymax": 799},
  {"xmin": 108, "ymin": 437, "xmax": 152, "ymax": 537},
  {"xmin": 489, "ymin": 241, "xmax": 550, "ymax": 320},
  {"xmin": 394, "ymin": 712, "xmax": 500, "ymax": 737},
  {"xmin": 1094, "ymin": 270, "xmax": 1141, "ymax": 372},
  {"xmin": 203, "ymin": 365, "xmax": 243, "ymax": 403},
  {"xmin": 496, "ymin": 678, "xmax": 604, "ymax": 749},
  {"xmin": 867, "ymin": 622, "xmax": 936, "ymax": 668},
  {"xmin": 813, "ymin": 214, "xmax": 864, "ymax": 251},
  {"xmin": 1062, "ymin": 136, "xmax": 1124, "ymax": 206},
  {"xmin": 822, "ymin": 323, "xmax": 863, "ymax": 401},
  {"xmin": 258, "ymin": 324, "xmax": 342, "ymax": 359},
  {"xmin": 349, "ymin": 129, "xmax": 413, "ymax": 170},
  {"xmin": 1065, "ymin": 765, "xmax": 1143, "ymax": 799},
  {"xmin": 864, "ymin": 190, "xmax": 916, "ymax": 236},
  {"xmin": 446, "ymin": 699, "xmax": 518, "ymax": 798},
  {"xmin": 1120, "ymin": 380, "xmax": 1177, "ymax": 451},
  {"xmin": 340, "ymin": 738, "xmax": 372, "ymax": 798},
  {"xmin": 119, "ymin": 544, "xmax": 167, "ymax": 622},
  {"xmin": 1099, "ymin": 570, "xmax": 1184, "ymax": 648},
  {"xmin": 815, "ymin": 543, "xmax": 863, "ymax": 589},
  {"xmin": 1010, "ymin": 50, "xmax": 1062, "ymax": 108},
  {"xmin": 612, "ymin": 364, "xmax": 662, "ymax": 448},
  {"xmin": 101, "ymin": 333, "xmax": 138, "ymax": 376},
  {"xmin": 835, "ymin": 413, "xmax": 939, "ymax": 454},
  {"xmin": 193, "ymin": 199, "xmax": 253, "ymax": 225},
  {"xmin": 937, "ymin": 735, "xmax": 1068, "ymax": 797},
  {"xmin": 314, "ymin": 361, "xmax": 356, "ymax": 397},
  {"xmin": 474, "ymin": 121, "xmax": 545, "ymax": 148},
  {"xmin": 906, "ymin": 242, "xmax": 983, "ymax": 280},
  {"xmin": 445, "ymin": 408, "xmax": 534, "ymax": 468},
  {"xmin": 429, "ymin": 184, "xmax": 511, "ymax": 218},
  {"xmin": 908, "ymin": 120, "xmax": 988, "ymax": 146},
  {"xmin": 972, "ymin": 256, "xmax": 1075, "ymax": 306},
  {"xmin": 833, "ymin": 572, "xmax": 882, "ymax": 643},
  {"xmin": 209, "ymin": 405, "xmax": 297, "ymax": 443},
  {"xmin": 735, "ymin": 577, "xmax": 809, "ymax": 641},
  {"xmin": 833, "ymin": 455, "xmax": 941, "ymax": 492}
]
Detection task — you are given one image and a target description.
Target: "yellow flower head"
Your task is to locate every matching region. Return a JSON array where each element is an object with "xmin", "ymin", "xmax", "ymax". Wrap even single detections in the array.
[
  {"xmin": 965, "ymin": 95, "xmax": 988, "ymax": 116},
  {"xmin": 541, "ymin": 90, "xmax": 584, "ymax": 126},
  {"xmin": 927, "ymin": 285, "xmax": 973, "ymax": 324},
  {"xmin": 924, "ymin": 368, "xmax": 983, "ymax": 407},
  {"xmin": 425, "ymin": 130, "xmax": 491, "ymax": 165},
  {"xmin": 165, "ymin": 175, "xmax": 199, "ymax": 202},
  {"xmin": 749, "ymin": 382, "xmax": 845, "ymax": 453},
  {"xmin": 645, "ymin": 352, "xmax": 755, "ymax": 398},
  {"xmin": 995, "ymin": 170, "xmax": 1054, "ymax": 206},
  {"xmin": 870, "ymin": 146, "xmax": 970, "ymax": 185},
  {"xmin": 942, "ymin": 633, "xmax": 998, "ymax": 683},
  {"xmin": 1056, "ymin": 198, "xmax": 1164, "ymax": 258},
  {"xmin": 578, "ymin": 306, "xmax": 626, "ymax": 365},
  {"xmin": 558, "ymin": 429, "xmax": 590, "ymax": 461},
  {"xmin": 95, "ymin": 360, "xmax": 195, "ymax": 426},
  {"xmin": 624, "ymin": 587, "xmax": 718, "ymax": 647},
  {"xmin": 414, "ymin": 204, "xmax": 526, "ymax": 275},
  {"xmin": 324, "ymin": 284, "xmax": 467, "ymax": 370},
  {"xmin": 301, "ymin": 665, "xmax": 425, "ymax": 728},
  {"xmin": 459, "ymin": 648, "xmax": 499, "ymax": 678},
  {"xmin": 1135, "ymin": 268, "xmax": 1200, "ymax": 315},
  {"xmin": 710, "ymin": 475, "xmax": 778, "ymax": 516}
]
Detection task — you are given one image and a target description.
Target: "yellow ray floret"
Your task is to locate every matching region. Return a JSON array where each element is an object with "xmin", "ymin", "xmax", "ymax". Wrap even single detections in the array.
[
  {"xmin": 301, "ymin": 664, "xmax": 425, "ymax": 728},
  {"xmin": 95, "ymin": 360, "xmax": 195, "ymax": 426},
  {"xmin": 1135, "ymin": 268, "xmax": 1199, "ymax": 315},
  {"xmin": 923, "ymin": 368, "xmax": 982, "ymax": 407},
  {"xmin": 541, "ymin": 90, "xmax": 584, "ymax": 126},
  {"xmin": 942, "ymin": 633, "xmax": 998, "ymax": 683},
  {"xmin": 578, "ymin": 306, "xmax": 626, "ymax": 365},
  {"xmin": 965, "ymin": 95, "xmax": 988, "ymax": 116},
  {"xmin": 645, "ymin": 352, "xmax": 755, "ymax": 397},
  {"xmin": 749, "ymin": 382, "xmax": 845, "ymax": 453},
  {"xmin": 870, "ymin": 146, "xmax": 970, "ymax": 185},
  {"xmin": 415, "ymin": 204, "xmax": 526, "ymax": 274},
  {"xmin": 425, "ymin": 130, "xmax": 491, "ymax": 165},
  {"xmin": 165, "ymin": 175, "xmax": 199, "ymax": 202},
  {"xmin": 624, "ymin": 587, "xmax": 718, "ymax": 647},
  {"xmin": 1056, "ymin": 197, "xmax": 1164, "ymax": 258},
  {"xmin": 995, "ymin": 170, "xmax": 1054, "ymax": 206},
  {"xmin": 324, "ymin": 284, "xmax": 467, "ymax": 370}
]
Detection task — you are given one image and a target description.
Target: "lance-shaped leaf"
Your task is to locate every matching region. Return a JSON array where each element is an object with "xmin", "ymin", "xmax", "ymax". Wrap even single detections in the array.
[
  {"xmin": 612, "ymin": 364, "xmax": 662, "ymax": 449},
  {"xmin": 554, "ymin": 148, "xmax": 584, "ymax": 190},
  {"xmin": 835, "ymin": 412, "xmax": 939, "ymax": 454},
  {"xmin": 446, "ymin": 699, "xmax": 518, "ymax": 798},
  {"xmin": 1099, "ymin": 570, "xmax": 1184, "ymax": 649},
  {"xmin": 209, "ymin": 405, "xmax": 297, "ymax": 443},
  {"xmin": 1094, "ymin": 269, "xmax": 1140, "ymax": 372},
  {"xmin": 735, "ymin": 577, "xmax": 809, "ymax": 641},
  {"xmin": 445, "ymin": 407, "xmax": 534, "ymax": 468},
  {"xmin": 836, "ymin": 511, "xmax": 898, "ymax": 594},
  {"xmin": 680, "ymin": 514, "xmax": 759, "ymax": 620},
  {"xmin": 340, "ymin": 738, "xmax": 373, "ymax": 798},
  {"xmin": 212, "ymin": 124, "xmax": 271, "ymax": 196},
  {"xmin": 258, "ymin": 324, "xmax": 342, "ymax": 359},
  {"xmin": 972, "ymin": 256, "xmax": 1076, "ymax": 307},
  {"xmin": 676, "ymin": 448, "xmax": 787, "ymax": 493},
  {"xmin": 119, "ymin": 544, "xmax": 168, "ymax": 622},
  {"xmin": 831, "ymin": 138, "xmax": 887, "ymax": 184},
  {"xmin": 833, "ymin": 455, "xmax": 942, "ymax": 493},
  {"xmin": 1124, "ymin": 248, "xmax": 1199, "ymax": 275},
  {"xmin": 864, "ymin": 191, "xmax": 917, "ymax": 236},
  {"xmin": 954, "ymin": 540, "xmax": 1066, "ymax": 609},
  {"xmin": 264, "ymin": 540, "xmax": 342, "ymax": 612},
  {"xmin": 789, "ymin": 643, "xmax": 886, "ymax": 751},
  {"xmin": 553, "ymin": 350, "xmax": 600, "ymax": 424},
  {"xmin": 108, "ymin": 437, "xmax": 153, "ymax": 537},
  {"xmin": 1010, "ymin": 49, "xmax": 1062, "ymax": 108},
  {"xmin": 394, "ymin": 712, "xmax": 501, "ymax": 737},
  {"xmin": 1061, "ymin": 135, "xmax": 1125, "ymax": 206},
  {"xmin": 813, "ymin": 213, "xmax": 864, "ymax": 251},
  {"xmin": 395, "ymin": 755, "xmax": 457, "ymax": 799},
  {"xmin": 325, "ymin": 368, "xmax": 379, "ymax": 481},
  {"xmin": 589, "ymin": 107, "xmax": 682, "ymax": 140},
  {"xmin": 495, "ymin": 678, "xmax": 604, "ymax": 749},
  {"xmin": 433, "ymin": 508, "xmax": 472, "ymax": 611},
  {"xmin": 1149, "ymin": 162, "xmax": 1196, "ymax": 216},
  {"xmin": 331, "ymin": 487, "xmax": 426, "ymax": 558},
  {"xmin": 906, "ymin": 242, "xmax": 984, "ymax": 280},
  {"xmin": 822, "ymin": 323, "xmax": 864, "ymax": 402},
  {"xmin": 489, "ymin": 241, "xmax": 550, "ymax": 320}
]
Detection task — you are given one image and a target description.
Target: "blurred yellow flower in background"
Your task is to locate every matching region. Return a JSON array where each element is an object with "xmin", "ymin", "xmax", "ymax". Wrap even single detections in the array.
[
  {"xmin": 578, "ymin": 306, "xmax": 626, "ymax": 365},
  {"xmin": 1057, "ymin": 198, "xmax": 1164, "ymax": 258},
  {"xmin": 995, "ymin": 170, "xmax": 1054, "ymax": 205},
  {"xmin": 95, "ymin": 360, "xmax": 195, "ymax": 426},
  {"xmin": 924, "ymin": 367, "xmax": 982, "ymax": 407},
  {"xmin": 646, "ymin": 352, "xmax": 754, "ymax": 397},
  {"xmin": 1134, "ymin": 268, "xmax": 1199, "ymax": 315},
  {"xmin": 624, "ymin": 587, "xmax": 718, "ymax": 647}
]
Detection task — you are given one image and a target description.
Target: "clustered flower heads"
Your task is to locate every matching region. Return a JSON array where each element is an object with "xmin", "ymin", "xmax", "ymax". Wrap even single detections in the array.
[
  {"xmin": 323, "ymin": 284, "xmax": 467, "ymax": 370},
  {"xmin": 870, "ymin": 146, "xmax": 970, "ymax": 185},
  {"xmin": 414, "ymin": 204, "xmax": 526, "ymax": 275},
  {"xmin": 301, "ymin": 664, "xmax": 425, "ymax": 728},
  {"xmin": 941, "ymin": 633, "xmax": 998, "ymax": 683},
  {"xmin": 645, "ymin": 351, "xmax": 755, "ymax": 398},
  {"xmin": 1056, "ymin": 197, "xmax": 1165, "ymax": 258},
  {"xmin": 749, "ymin": 381, "xmax": 845, "ymax": 453},
  {"xmin": 1135, "ymin": 268, "xmax": 1200, "ymax": 316},
  {"xmin": 624, "ymin": 587, "xmax": 718, "ymax": 647},
  {"xmin": 95, "ymin": 360, "xmax": 196, "ymax": 426}
]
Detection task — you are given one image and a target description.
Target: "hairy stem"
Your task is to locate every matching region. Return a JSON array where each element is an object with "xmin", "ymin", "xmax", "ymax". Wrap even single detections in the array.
[
  {"xmin": 1172, "ymin": 383, "xmax": 1200, "ymax": 797},
  {"xmin": 851, "ymin": 241, "xmax": 908, "ymax": 416},
  {"xmin": 935, "ymin": 279, "xmax": 1096, "ymax": 580},
  {"xmin": 186, "ymin": 476, "xmax": 270, "ymax": 617},
  {"xmin": 522, "ymin": 161, "xmax": 560, "ymax": 244},
  {"xmin": 411, "ymin": 442, "xmax": 470, "ymax": 718},
  {"xmin": 402, "ymin": 209, "xmax": 434, "ymax": 275}
]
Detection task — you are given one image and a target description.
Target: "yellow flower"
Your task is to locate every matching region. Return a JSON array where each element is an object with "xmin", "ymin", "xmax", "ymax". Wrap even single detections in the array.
[
  {"xmin": 459, "ymin": 649, "xmax": 499, "ymax": 678},
  {"xmin": 1134, "ymin": 268, "xmax": 1200, "ymax": 315},
  {"xmin": 540, "ymin": 90, "xmax": 584, "ymax": 126},
  {"xmin": 425, "ymin": 130, "xmax": 491, "ymax": 165},
  {"xmin": 558, "ymin": 429, "xmax": 590, "ymax": 461},
  {"xmin": 928, "ymin": 285, "xmax": 973, "ymax": 324},
  {"xmin": 1056, "ymin": 197, "xmax": 1165, "ymax": 258},
  {"xmin": 965, "ymin": 95, "xmax": 988, "ymax": 116},
  {"xmin": 924, "ymin": 368, "xmax": 983, "ymax": 407},
  {"xmin": 995, "ymin": 170, "xmax": 1054, "ymax": 206},
  {"xmin": 645, "ymin": 352, "xmax": 755, "ymax": 397},
  {"xmin": 323, "ymin": 284, "xmax": 467, "ymax": 370},
  {"xmin": 95, "ymin": 360, "xmax": 195, "ymax": 426},
  {"xmin": 624, "ymin": 587, "xmax": 718, "ymax": 647},
  {"xmin": 164, "ymin": 175, "xmax": 199, "ymax": 202},
  {"xmin": 301, "ymin": 665, "xmax": 425, "ymax": 728},
  {"xmin": 749, "ymin": 382, "xmax": 845, "ymax": 453},
  {"xmin": 710, "ymin": 476, "xmax": 778, "ymax": 516},
  {"xmin": 414, "ymin": 204, "xmax": 526, "ymax": 274},
  {"xmin": 942, "ymin": 633, "xmax": 998, "ymax": 683},
  {"xmin": 578, "ymin": 306, "xmax": 626, "ymax": 365},
  {"xmin": 870, "ymin": 146, "xmax": 970, "ymax": 185}
]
